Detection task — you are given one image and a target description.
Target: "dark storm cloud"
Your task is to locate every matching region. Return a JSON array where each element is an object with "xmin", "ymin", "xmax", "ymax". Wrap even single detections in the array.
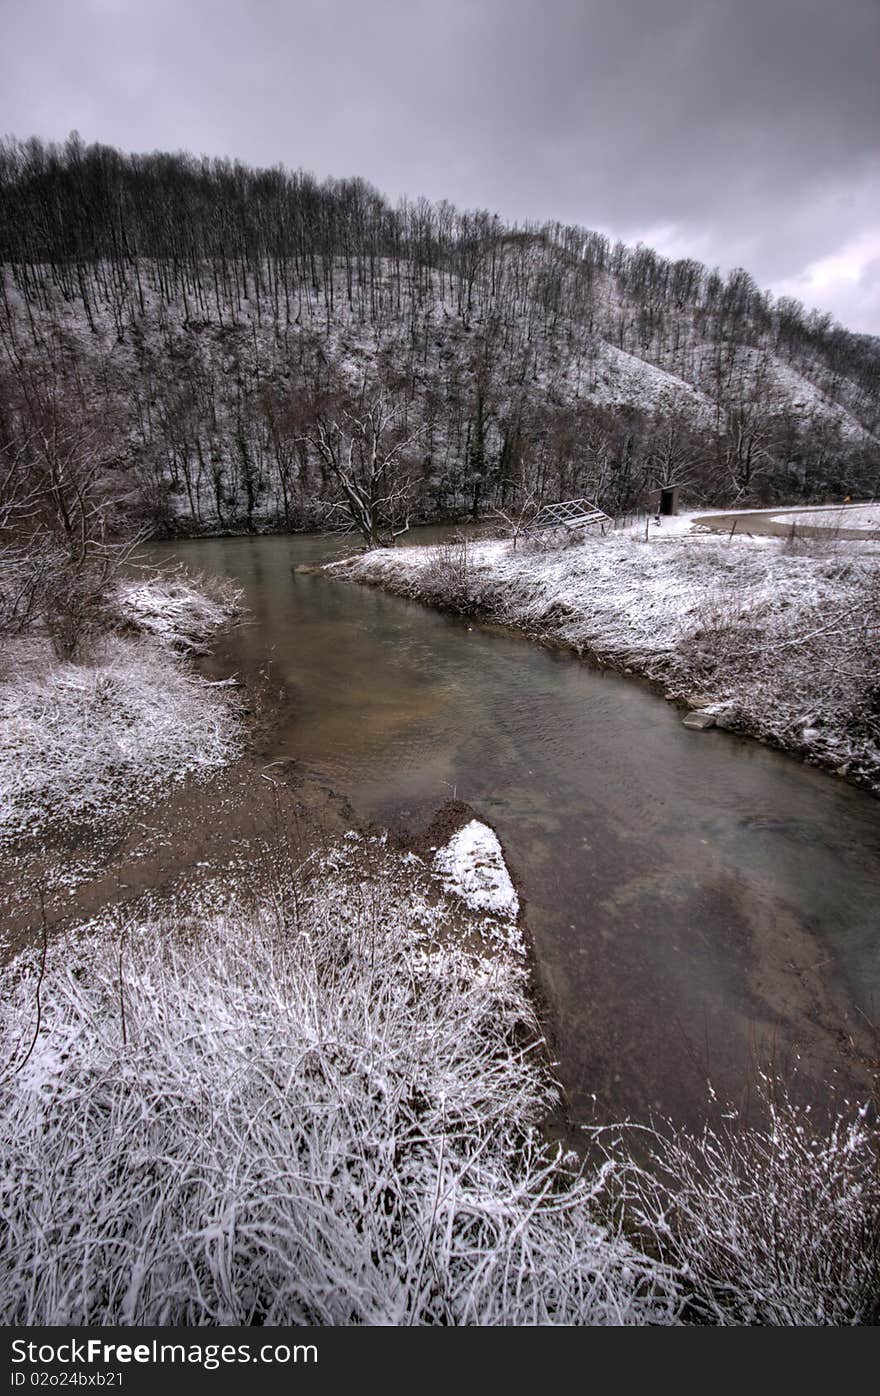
[{"xmin": 2, "ymin": 0, "xmax": 878, "ymax": 330}]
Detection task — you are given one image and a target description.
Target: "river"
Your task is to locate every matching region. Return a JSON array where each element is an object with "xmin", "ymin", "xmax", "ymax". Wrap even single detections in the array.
[{"xmin": 149, "ymin": 530, "xmax": 880, "ymax": 1130}]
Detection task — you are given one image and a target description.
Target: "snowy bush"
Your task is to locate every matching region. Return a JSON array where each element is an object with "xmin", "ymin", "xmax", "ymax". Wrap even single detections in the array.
[
  {"xmin": 594, "ymin": 1083, "xmax": 880, "ymax": 1326},
  {"xmin": 115, "ymin": 570, "xmax": 244, "ymax": 652},
  {"xmin": 0, "ymin": 841, "xmax": 681, "ymax": 1326},
  {"xmin": 0, "ymin": 635, "xmax": 240, "ymax": 844},
  {"xmin": 416, "ymin": 537, "xmax": 478, "ymax": 613}
]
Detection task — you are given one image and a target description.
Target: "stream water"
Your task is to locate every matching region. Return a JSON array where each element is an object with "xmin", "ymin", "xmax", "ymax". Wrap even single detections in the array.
[{"xmin": 149, "ymin": 530, "xmax": 880, "ymax": 1129}]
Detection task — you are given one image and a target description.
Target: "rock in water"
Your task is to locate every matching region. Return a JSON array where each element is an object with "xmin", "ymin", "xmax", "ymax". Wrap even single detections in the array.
[{"xmin": 682, "ymin": 710, "xmax": 716, "ymax": 730}]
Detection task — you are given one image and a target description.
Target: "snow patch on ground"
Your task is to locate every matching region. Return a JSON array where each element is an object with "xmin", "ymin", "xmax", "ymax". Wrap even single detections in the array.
[
  {"xmin": 592, "ymin": 342, "xmax": 715, "ymax": 421},
  {"xmin": 625, "ymin": 510, "xmax": 716, "ymax": 538},
  {"xmin": 759, "ymin": 355, "xmax": 872, "ymax": 443},
  {"xmin": 433, "ymin": 819, "xmax": 520, "ymax": 920}
]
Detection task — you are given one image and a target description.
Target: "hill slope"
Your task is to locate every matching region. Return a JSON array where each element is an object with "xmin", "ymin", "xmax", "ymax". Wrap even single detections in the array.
[{"xmin": 1, "ymin": 136, "xmax": 878, "ymax": 535}]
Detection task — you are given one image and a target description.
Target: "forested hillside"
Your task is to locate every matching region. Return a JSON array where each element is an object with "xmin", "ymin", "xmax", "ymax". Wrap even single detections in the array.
[{"xmin": 1, "ymin": 135, "xmax": 878, "ymax": 538}]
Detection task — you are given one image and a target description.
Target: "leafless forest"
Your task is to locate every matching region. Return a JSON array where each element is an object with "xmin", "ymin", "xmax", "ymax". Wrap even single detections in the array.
[{"xmin": 1, "ymin": 135, "xmax": 877, "ymax": 552}]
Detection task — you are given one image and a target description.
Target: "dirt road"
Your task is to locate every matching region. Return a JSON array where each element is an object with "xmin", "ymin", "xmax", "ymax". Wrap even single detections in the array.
[{"xmin": 696, "ymin": 503, "xmax": 880, "ymax": 541}]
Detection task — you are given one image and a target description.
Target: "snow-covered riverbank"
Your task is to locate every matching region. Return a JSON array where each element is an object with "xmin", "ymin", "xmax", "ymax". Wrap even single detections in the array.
[
  {"xmin": 3, "ymin": 824, "xmax": 876, "ymax": 1326},
  {"xmin": 2, "ymin": 551, "xmax": 877, "ymax": 1326},
  {"xmin": 0, "ymin": 826, "xmax": 679, "ymax": 1326},
  {"xmin": 339, "ymin": 526, "xmax": 880, "ymax": 793},
  {"xmin": 0, "ymin": 573, "xmax": 244, "ymax": 847}
]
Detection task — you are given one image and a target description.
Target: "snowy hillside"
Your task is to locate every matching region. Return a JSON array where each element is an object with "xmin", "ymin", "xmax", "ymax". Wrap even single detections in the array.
[{"xmin": 1, "ymin": 138, "xmax": 878, "ymax": 535}]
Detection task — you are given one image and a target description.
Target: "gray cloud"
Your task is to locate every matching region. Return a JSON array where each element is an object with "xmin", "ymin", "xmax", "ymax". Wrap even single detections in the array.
[{"xmin": 2, "ymin": 0, "xmax": 878, "ymax": 331}]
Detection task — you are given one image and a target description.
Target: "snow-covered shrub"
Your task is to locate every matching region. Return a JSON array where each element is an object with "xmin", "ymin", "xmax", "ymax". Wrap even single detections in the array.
[
  {"xmin": 115, "ymin": 569, "xmax": 244, "ymax": 652},
  {"xmin": 595, "ymin": 1083, "xmax": 880, "ymax": 1326},
  {"xmin": 0, "ymin": 541, "xmax": 122, "ymax": 662},
  {"xmin": 0, "ymin": 843, "xmax": 681, "ymax": 1326},
  {"xmin": 0, "ymin": 635, "xmax": 240, "ymax": 844},
  {"xmin": 679, "ymin": 584, "xmax": 775, "ymax": 679},
  {"xmin": 780, "ymin": 523, "xmax": 845, "ymax": 558},
  {"xmin": 0, "ymin": 545, "xmax": 50, "ymax": 638},
  {"xmin": 415, "ymin": 538, "xmax": 478, "ymax": 613}
]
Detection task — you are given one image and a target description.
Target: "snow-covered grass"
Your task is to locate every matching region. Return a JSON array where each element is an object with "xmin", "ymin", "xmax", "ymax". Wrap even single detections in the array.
[
  {"xmin": 0, "ymin": 836, "xmax": 681, "ymax": 1326},
  {"xmin": 340, "ymin": 530, "xmax": 880, "ymax": 791},
  {"xmin": 3, "ymin": 832, "xmax": 875, "ymax": 1325},
  {"xmin": 0, "ymin": 571, "xmax": 244, "ymax": 847},
  {"xmin": 115, "ymin": 569, "xmax": 245, "ymax": 651},
  {"xmin": 0, "ymin": 636, "xmax": 241, "ymax": 846},
  {"xmin": 595, "ymin": 1082, "xmax": 880, "ymax": 1326}
]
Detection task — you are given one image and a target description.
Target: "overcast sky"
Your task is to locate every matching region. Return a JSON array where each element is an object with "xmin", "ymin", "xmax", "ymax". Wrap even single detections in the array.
[{"xmin": 2, "ymin": 0, "xmax": 878, "ymax": 334}]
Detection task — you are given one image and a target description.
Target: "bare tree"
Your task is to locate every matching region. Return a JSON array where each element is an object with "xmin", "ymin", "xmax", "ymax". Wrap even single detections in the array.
[
  {"xmin": 716, "ymin": 400, "xmax": 777, "ymax": 504},
  {"xmin": 645, "ymin": 412, "xmax": 702, "ymax": 495},
  {"xmin": 0, "ymin": 372, "xmax": 145, "ymax": 658},
  {"xmin": 302, "ymin": 393, "xmax": 422, "ymax": 548},
  {"xmin": 491, "ymin": 456, "xmax": 539, "ymax": 547},
  {"xmin": 0, "ymin": 422, "xmax": 48, "ymax": 636}
]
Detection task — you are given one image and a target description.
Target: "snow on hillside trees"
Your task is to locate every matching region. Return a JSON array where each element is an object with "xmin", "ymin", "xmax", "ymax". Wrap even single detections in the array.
[{"xmin": 1, "ymin": 136, "xmax": 877, "ymax": 539}]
